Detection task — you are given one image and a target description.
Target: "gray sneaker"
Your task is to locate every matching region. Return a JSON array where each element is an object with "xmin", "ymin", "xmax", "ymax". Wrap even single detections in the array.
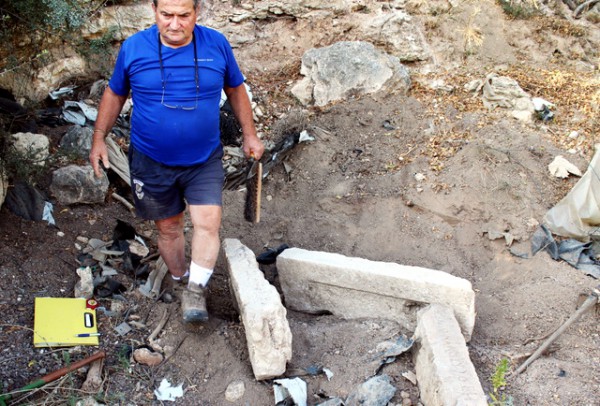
[{"xmin": 181, "ymin": 284, "xmax": 208, "ymax": 323}]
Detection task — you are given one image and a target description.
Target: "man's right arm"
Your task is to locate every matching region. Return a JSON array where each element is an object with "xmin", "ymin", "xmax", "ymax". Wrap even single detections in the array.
[{"xmin": 89, "ymin": 87, "xmax": 129, "ymax": 178}]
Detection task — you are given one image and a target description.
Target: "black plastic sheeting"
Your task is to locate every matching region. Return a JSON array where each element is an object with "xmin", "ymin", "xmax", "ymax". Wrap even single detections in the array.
[{"xmin": 518, "ymin": 224, "xmax": 600, "ymax": 279}]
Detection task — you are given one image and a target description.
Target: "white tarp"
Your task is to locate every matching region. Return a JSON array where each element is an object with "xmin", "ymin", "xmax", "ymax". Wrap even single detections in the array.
[{"xmin": 544, "ymin": 144, "xmax": 600, "ymax": 241}]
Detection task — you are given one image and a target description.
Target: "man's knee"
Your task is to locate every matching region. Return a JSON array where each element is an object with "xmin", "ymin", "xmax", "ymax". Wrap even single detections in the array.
[
  {"xmin": 155, "ymin": 214, "xmax": 184, "ymax": 240},
  {"xmin": 190, "ymin": 206, "xmax": 222, "ymax": 236}
]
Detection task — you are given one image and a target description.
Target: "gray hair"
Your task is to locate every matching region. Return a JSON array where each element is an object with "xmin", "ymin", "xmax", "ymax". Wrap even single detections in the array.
[{"xmin": 153, "ymin": 0, "xmax": 200, "ymax": 8}]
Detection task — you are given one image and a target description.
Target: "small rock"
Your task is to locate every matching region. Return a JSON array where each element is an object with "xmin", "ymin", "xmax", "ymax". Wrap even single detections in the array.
[
  {"xmin": 133, "ymin": 347, "xmax": 163, "ymax": 366},
  {"xmin": 225, "ymin": 379, "xmax": 245, "ymax": 402},
  {"xmin": 74, "ymin": 266, "xmax": 94, "ymax": 299}
]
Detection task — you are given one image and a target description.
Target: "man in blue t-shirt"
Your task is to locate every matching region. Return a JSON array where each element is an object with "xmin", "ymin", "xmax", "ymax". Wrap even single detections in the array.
[{"xmin": 89, "ymin": 0, "xmax": 264, "ymax": 323}]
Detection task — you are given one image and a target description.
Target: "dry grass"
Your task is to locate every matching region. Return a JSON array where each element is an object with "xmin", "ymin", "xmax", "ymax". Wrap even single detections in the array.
[
  {"xmin": 458, "ymin": 7, "xmax": 484, "ymax": 55},
  {"xmin": 410, "ymin": 65, "xmax": 600, "ymax": 170}
]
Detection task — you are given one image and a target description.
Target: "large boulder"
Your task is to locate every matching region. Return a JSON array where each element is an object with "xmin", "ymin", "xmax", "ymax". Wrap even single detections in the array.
[
  {"xmin": 50, "ymin": 165, "xmax": 109, "ymax": 205},
  {"xmin": 291, "ymin": 41, "xmax": 411, "ymax": 107},
  {"xmin": 59, "ymin": 125, "xmax": 94, "ymax": 158},
  {"xmin": 11, "ymin": 132, "xmax": 50, "ymax": 167},
  {"xmin": 360, "ymin": 10, "xmax": 429, "ymax": 62}
]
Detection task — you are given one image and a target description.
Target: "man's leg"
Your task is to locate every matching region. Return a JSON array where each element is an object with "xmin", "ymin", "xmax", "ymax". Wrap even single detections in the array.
[
  {"xmin": 189, "ymin": 204, "xmax": 222, "ymax": 272},
  {"xmin": 154, "ymin": 212, "xmax": 187, "ymax": 279},
  {"xmin": 181, "ymin": 204, "xmax": 222, "ymax": 323}
]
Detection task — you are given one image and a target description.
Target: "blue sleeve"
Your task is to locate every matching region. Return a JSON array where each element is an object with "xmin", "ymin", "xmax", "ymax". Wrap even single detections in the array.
[
  {"xmin": 222, "ymin": 37, "xmax": 244, "ymax": 88},
  {"xmin": 108, "ymin": 44, "xmax": 131, "ymax": 96}
]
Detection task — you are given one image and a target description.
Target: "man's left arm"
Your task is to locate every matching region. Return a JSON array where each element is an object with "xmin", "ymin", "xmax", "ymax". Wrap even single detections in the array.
[{"xmin": 224, "ymin": 84, "xmax": 265, "ymax": 160}]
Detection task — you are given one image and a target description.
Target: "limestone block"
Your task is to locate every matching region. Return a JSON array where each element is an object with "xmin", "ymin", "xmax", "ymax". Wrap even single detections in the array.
[
  {"xmin": 11, "ymin": 132, "xmax": 50, "ymax": 166},
  {"xmin": 291, "ymin": 41, "xmax": 410, "ymax": 107},
  {"xmin": 276, "ymin": 248, "xmax": 476, "ymax": 341},
  {"xmin": 414, "ymin": 304, "xmax": 487, "ymax": 406},
  {"xmin": 222, "ymin": 239, "xmax": 292, "ymax": 380}
]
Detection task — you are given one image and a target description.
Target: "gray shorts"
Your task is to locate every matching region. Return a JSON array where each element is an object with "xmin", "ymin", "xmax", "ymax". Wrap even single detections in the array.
[{"xmin": 128, "ymin": 145, "xmax": 224, "ymax": 221}]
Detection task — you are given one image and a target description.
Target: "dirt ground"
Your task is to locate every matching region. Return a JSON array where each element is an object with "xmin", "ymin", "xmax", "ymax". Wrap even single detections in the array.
[{"xmin": 1, "ymin": 0, "xmax": 599, "ymax": 405}]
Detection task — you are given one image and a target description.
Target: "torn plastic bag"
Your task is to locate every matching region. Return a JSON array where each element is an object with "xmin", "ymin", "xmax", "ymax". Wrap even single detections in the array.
[
  {"xmin": 4, "ymin": 181, "xmax": 46, "ymax": 221},
  {"xmin": 529, "ymin": 225, "xmax": 600, "ymax": 278},
  {"xmin": 543, "ymin": 143, "xmax": 600, "ymax": 241},
  {"xmin": 61, "ymin": 101, "xmax": 98, "ymax": 126},
  {"xmin": 531, "ymin": 225, "xmax": 559, "ymax": 259}
]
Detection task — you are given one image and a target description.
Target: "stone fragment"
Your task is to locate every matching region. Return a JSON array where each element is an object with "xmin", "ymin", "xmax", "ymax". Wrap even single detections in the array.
[
  {"xmin": 11, "ymin": 132, "xmax": 50, "ymax": 166},
  {"xmin": 225, "ymin": 380, "xmax": 246, "ymax": 402},
  {"xmin": 133, "ymin": 347, "xmax": 163, "ymax": 366},
  {"xmin": 345, "ymin": 375, "xmax": 396, "ymax": 406},
  {"xmin": 74, "ymin": 266, "xmax": 94, "ymax": 299},
  {"xmin": 50, "ymin": 165, "xmax": 109, "ymax": 205},
  {"xmin": 413, "ymin": 304, "xmax": 487, "ymax": 406},
  {"xmin": 222, "ymin": 238, "xmax": 292, "ymax": 380}
]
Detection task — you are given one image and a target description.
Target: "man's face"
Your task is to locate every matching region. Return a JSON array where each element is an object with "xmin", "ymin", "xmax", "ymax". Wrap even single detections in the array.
[{"xmin": 153, "ymin": 0, "xmax": 198, "ymax": 48}]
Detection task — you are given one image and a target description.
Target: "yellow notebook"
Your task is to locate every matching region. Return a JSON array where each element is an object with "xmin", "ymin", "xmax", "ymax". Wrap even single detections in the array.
[{"xmin": 33, "ymin": 298, "xmax": 99, "ymax": 347}]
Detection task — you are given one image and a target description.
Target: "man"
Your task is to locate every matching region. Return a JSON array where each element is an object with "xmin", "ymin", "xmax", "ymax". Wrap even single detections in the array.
[{"xmin": 89, "ymin": 0, "xmax": 264, "ymax": 323}]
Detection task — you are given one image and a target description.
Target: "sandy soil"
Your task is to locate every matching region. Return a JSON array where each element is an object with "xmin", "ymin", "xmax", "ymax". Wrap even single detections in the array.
[{"xmin": 1, "ymin": 1, "xmax": 599, "ymax": 405}]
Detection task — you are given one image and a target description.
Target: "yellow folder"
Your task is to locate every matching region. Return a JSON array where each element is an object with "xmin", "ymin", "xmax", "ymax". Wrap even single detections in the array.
[{"xmin": 33, "ymin": 298, "xmax": 99, "ymax": 347}]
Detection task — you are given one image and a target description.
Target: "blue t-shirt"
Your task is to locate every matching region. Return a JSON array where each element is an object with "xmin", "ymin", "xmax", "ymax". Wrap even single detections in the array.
[{"xmin": 109, "ymin": 25, "xmax": 244, "ymax": 166}]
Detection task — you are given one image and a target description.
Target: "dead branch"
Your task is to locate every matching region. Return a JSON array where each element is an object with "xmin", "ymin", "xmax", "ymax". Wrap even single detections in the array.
[
  {"xmin": 112, "ymin": 192, "xmax": 135, "ymax": 213},
  {"xmin": 148, "ymin": 307, "xmax": 170, "ymax": 343},
  {"xmin": 514, "ymin": 287, "xmax": 599, "ymax": 375},
  {"xmin": 574, "ymin": 0, "xmax": 600, "ymax": 18},
  {"xmin": 159, "ymin": 334, "xmax": 189, "ymax": 368}
]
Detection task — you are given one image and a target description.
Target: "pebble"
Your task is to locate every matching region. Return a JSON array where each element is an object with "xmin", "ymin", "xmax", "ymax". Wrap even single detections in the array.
[
  {"xmin": 225, "ymin": 380, "xmax": 245, "ymax": 401},
  {"xmin": 133, "ymin": 348, "xmax": 163, "ymax": 366}
]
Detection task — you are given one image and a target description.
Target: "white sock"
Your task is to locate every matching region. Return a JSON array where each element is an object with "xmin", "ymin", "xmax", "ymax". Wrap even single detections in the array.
[
  {"xmin": 189, "ymin": 261, "xmax": 213, "ymax": 288},
  {"xmin": 171, "ymin": 270, "xmax": 189, "ymax": 281}
]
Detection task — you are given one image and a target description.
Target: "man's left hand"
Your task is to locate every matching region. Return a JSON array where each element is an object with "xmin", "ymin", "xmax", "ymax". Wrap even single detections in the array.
[{"xmin": 244, "ymin": 134, "xmax": 265, "ymax": 160}]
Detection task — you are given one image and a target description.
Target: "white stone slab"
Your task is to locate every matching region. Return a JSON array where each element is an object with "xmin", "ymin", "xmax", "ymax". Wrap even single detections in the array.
[
  {"xmin": 222, "ymin": 239, "xmax": 292, "ymax": 380},
  {"xmin": 276, "ymin": 248, "xmax": 475, "ymax": 341},
  {"xmin": 414, "ymin": 304, "xmax": 487, "ymax": 406}
]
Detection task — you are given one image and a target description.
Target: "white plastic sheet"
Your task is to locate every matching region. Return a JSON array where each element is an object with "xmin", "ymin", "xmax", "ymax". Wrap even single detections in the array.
[
  {"xmin": 273, "ymin": 377, "xmax": 307, "ymax": 406},
  {"xmin": 154, "ymin": 378, "xmax": 183, "ymax": 401},
  {"xmin": 544, "ymin": 144, "xmax": 600, "ymax": 241}
]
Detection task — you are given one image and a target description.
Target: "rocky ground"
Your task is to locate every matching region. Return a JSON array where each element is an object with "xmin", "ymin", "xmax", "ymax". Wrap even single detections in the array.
[{"xmin": 1, "ymin": 0, "xmax": 599, "ymax": 405}]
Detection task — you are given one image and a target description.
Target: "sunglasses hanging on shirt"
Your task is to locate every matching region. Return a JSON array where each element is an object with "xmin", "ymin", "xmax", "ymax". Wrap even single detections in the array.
[{"xmin": 158, "ymin": 32, "xmax": 199, "ymax": 110}]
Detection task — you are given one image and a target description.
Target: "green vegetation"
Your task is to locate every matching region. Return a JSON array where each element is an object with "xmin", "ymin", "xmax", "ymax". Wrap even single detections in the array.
[
  {"xmin": 0, "ymin": 0, "xmax": 122, "ymax": 74},
  {"xmin": 488, "ymin": 358, "xmax": 514, "ymax": 406},
  {"xmin": 497, "ymin": 0, "xmax": 539, "ymax": 19}
]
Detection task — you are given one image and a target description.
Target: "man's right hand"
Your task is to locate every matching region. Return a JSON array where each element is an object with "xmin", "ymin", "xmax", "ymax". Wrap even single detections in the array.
[{"xmin": 89, "ymin": 137, "xmax": 110, "ymax": 178}]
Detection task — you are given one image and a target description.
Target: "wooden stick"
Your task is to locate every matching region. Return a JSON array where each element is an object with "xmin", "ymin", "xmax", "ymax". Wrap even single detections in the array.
[
  {"xmin": 0, "ymin": 351, "xmax": 106, "ymax": 405},
  {"xmin": 112, "ymin": 192, "xmax": 135, "ymax": 213},
  {"xmin": 148, "ymin": 307, "xmax": 170, "ymax": 343},
  {"xmin": 514, "ymin": 288, "xmax": 599, "ymax": 375}
]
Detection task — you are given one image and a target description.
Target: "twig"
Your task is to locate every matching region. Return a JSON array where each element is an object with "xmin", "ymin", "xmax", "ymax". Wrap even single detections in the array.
[
  {"xmin": 159, "ymin": 334, "xmax": 189, "ymax": 368},
  {"xmin": 148, "ymin": 307, "xmax": 170, "ymax": 343},
  {"xmin": 574, "ymin": 0, "xmax": 600, "ymax": 18},
  {"xmin": 112, "ymin": 192, "xmax": 135, "ymax": 213},
  {"xmin": 514, "ymin": 287, "xmax": 599, "ymax": 375}
]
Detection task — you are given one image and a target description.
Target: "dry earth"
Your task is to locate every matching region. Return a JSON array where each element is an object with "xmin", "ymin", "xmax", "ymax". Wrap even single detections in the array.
[{"xmin": 1, "ymin": 1, "xmax": 600, "ymax": 405}]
